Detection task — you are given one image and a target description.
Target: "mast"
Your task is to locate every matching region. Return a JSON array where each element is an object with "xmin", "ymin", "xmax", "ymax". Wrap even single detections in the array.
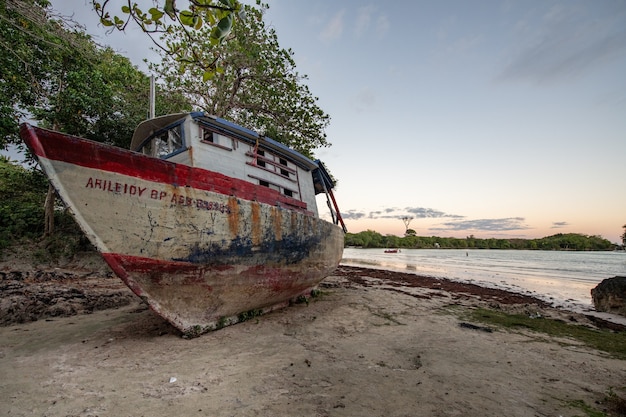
[{"xmin": 149, "ymin": 75, "xmax": 156, "ymax": 119}]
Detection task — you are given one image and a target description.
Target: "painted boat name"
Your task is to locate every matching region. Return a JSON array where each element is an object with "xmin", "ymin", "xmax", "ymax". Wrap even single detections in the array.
[{"xmin": 85, "ymin": 177, "xmax": 230, "ymax": 213}]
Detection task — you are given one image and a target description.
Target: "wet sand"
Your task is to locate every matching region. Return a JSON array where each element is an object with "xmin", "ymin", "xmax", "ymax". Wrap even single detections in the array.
[{"xmin": 1, "ymin": 264, "xmax": 625, "ymax": 416}]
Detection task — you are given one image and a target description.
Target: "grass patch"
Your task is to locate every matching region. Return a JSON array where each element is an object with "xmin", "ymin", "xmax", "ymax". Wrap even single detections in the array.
[
  {"xmin": 467, "ymin": 308, "xmax": 626, "ymax": 360},
  {"xmin": 605, "ymin": 388, "xmax": 626, "ymax": 416},
  {"xmin": 567, "ymin": 399, "xmax": 607, "ymax": 417},
  {"xmin": 565, "ymin": 389, "xmax": 626, "ymax": 417}
]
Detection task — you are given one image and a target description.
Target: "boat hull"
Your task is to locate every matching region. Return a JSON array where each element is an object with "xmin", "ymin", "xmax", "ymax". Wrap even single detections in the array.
[{"xmin": 20, "ymin": 124, "xmax": 344, "ymax": 336}]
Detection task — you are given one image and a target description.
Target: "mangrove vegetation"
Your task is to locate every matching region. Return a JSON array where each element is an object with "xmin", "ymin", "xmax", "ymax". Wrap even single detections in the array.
[{"xmin": 344, "ymin": 230, "xmax": 616, "ymax": 251}]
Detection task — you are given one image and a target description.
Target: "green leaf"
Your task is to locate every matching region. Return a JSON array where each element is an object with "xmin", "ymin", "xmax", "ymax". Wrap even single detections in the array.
[
  {"xmin": 121, "ymin": 6, "xmax": 131, "ymax": 14},
  {"xmin": 164, "ymin": 0, "xmax": 176, "ymax": 18},
  {"xmin": 211, "ymin": 13, "xmax": 233, "ymax": 41},
  {"xmin": 180, "ymin": 10, "xmax": 194, "ymax": 26},
  {"xmin": 202, "ymin": 70, "xmax": 215, "ymax": 82},
  {"xmin": 149, "ymin": 8, "xmax": 164, "ymax": 21},
  {"xmin": 217, "ymin": 14, "xmax": 233, "ymax": 32},
  {"xmin": 100, "ymin": 18, "xmax": 114, "ymax": 27}
]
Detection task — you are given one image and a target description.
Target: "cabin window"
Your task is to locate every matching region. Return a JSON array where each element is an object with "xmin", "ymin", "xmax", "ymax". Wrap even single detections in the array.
[
  {"xmin": 203, "ymin": 129, "xmax": 214, "ymax": 142},
  {"xmin": 257, "ymin": 150, "xmax": 266, "ymax": 167},
  {"xmin": 200, "ymin": 126, "xmax": 234, "ymax": 150},
  {"xmin": 249, "ymin": 174, "xmax": 300, "ymax": 199},
  {"xmin": 247, "ymin": 148, "xmax": 297, "ymax": 180},
  {"xmin": 138, "ymin": 123, "xmax": 185, "ymax": 158},
  {"xmin": 278, "ymin": 158, "xmax": 290, "ymax": 176}
]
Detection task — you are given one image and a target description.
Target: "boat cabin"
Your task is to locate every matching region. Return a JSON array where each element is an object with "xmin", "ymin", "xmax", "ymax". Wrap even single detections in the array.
[{"xmin": 129, "ymin": 112, "xmax": 334, "ymax": 218}]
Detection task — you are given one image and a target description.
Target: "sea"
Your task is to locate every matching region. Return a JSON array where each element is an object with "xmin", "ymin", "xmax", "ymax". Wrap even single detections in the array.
[{"xmin": 341, "ymin": 248, "xmax": 626, "ymax": 321}]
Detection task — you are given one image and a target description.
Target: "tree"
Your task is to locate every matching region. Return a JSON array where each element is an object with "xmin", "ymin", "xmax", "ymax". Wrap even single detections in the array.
[
  {"xmin": 92, "ymin": 0, "xmax": 242, "ymax": 81},
  {"xmin": 385, "ymin": 234, "xmax": 400, "ymax": 248},
  {"xmin": 151, "ymin": 2, "xmax": 331, "ymax": 157},
  {"xmin": 31, "ymin": 39, "xmax": 191, "ymax": 149},
  {"xmin": 621, "ymin": 224, "xmax": 626, "ymax": 248},
  {"xmin": 0, "ymin": 0, "xmax": 65, "ymax": 148},
  {"xmin": 2, "ymin": 0, "xmax": 193, "ymax": 235},
  {"xmin": 2, "ymin": 0, "xmax": 90, "ymax": 235},
  {"xmin": 0, "ymin": 159, "xmax": 48, "ymax": 248},
  {"xmin": 2, "ymin": 0, "xmax": 190, "ymax": 149},
  {"xmin": 401, "ymin": 217, "xmax": 413, "ymax": 236}
]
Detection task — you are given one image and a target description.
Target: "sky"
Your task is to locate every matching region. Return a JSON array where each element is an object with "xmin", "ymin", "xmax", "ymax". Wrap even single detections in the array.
[{"xmin": 45, "ymin": 1, "xmax": 626, "ymax": 243}]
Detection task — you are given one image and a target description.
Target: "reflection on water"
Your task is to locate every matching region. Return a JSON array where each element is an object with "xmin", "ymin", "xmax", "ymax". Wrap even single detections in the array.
[{"xmin": 342, "ymin": 248, "xmax": 626, "ymax": 312}]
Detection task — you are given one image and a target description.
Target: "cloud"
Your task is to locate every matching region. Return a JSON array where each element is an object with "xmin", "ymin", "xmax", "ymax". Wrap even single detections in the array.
[
  {"xmin": 354, "ymin": 6, "xmax": 389, "ymax": 39},
  {"xmin": 551, "ymin": 221, "xmax": 569, "ymax": 228},
  {"xmin": 375, "ymin": 15, "xmax": 390, "ymax": 37},
  {"xmin": 497, "ymin": 5, "xmax": 626, "ymax": 83},
  {"xmin": 404, "ymin": 207, "xmax": 464, "ymax": 219},
  {"xmin": 431, "ymin": 217, "xmax": 530, "ymax": 232},
  {"xmin": 342, "ymin": 206, "xmax": 463, "ymax": 220},
  {"xmin": 340, "ymin": 207, "xmax": 532, "ymax": 235},
  {"xmin": 354, "ymin": 5, "xmax": 374, "ymax": 38},
  {"xmin": 342, "ymin": 209, "xmax": 366, "ymax": 220},
  {"xmin": 320, "ymin": 10, "xmax": 345, "ymax": 42}
]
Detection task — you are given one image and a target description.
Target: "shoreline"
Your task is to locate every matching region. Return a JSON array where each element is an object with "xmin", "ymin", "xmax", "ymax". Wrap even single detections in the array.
[
  {"xmin": 339, "ymin": 262, "xmax": 626, "ymax": 328},
  {"xmin": 342, "ymin": 247, "xmax": 626, "ymax": 314},
  {"xmin": 1, "ymin": 262, "xmax": 625, "ymax": 331},
  {"xmin": 335, "ymin": 265, "xmax": 626, "ymax": 331},
  {"xmin": 1, "ymin": 264, "xmax": 625, "ymax": 416}
]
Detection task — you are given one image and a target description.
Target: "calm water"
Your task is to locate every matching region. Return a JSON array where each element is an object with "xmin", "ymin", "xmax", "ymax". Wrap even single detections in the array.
[{"xmin": 342, "ymin": 248, "xmax": 626, "ymax": 313}]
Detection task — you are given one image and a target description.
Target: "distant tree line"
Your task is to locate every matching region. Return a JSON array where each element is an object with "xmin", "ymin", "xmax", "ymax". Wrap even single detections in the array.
[{"xmin": 344, "ymin": 230, "xmax": 616, "ymax": 251}]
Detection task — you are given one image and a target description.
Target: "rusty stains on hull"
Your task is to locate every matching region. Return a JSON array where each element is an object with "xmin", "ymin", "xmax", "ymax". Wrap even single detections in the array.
[
  {"xmin": 251, "ymin": 202, "xmax": 261, "ymax": 246},
  {"xmin": 271, "ymin": 206, "xmax": 283, "ymax": 241}
]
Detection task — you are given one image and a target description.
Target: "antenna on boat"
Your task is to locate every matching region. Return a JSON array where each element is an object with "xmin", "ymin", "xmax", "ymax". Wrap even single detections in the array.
[{"xmin": 149, "ymin": 75, "xmax": 156, "ymax": 119}]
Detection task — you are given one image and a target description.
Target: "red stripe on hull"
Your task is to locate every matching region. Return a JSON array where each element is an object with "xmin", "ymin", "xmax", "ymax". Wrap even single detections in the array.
[{"xmin": 20, "ymin": 124, "xmax": 310, "ymax": 214}]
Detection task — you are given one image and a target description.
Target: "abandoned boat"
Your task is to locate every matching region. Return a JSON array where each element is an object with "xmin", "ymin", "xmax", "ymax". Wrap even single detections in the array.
[{"xmin": 20, "ymin": 112, "xmax": 346, "ymax": 337}]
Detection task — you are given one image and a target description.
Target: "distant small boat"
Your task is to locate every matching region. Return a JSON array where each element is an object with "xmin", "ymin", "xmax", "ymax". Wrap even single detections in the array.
[
  {"xmin": 20, "ymin": 112, "xmax": 346, "ymax": 337},
  {"xmin": 384, "ymin": 249, "xmax": 400, "ymax": 253}
]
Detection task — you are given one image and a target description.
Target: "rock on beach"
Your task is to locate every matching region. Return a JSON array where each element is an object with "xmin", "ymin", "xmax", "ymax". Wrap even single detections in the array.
[{"xmin": 591, "ymin": 276, "xmax": 626, "ymax": 317}]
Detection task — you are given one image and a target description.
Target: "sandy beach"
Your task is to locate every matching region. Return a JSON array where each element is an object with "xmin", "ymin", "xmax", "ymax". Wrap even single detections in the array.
[{"xmin": 1, "ymin": 259, "xmax": 625, "ymax": 417}]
